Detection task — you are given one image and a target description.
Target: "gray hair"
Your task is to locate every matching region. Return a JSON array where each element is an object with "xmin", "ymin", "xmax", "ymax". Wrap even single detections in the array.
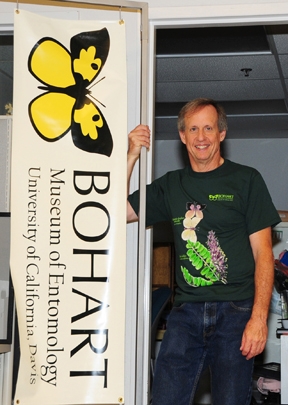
[{"xmin": 177, "ymin": 98, "xmax": 228, "ymax": 133}]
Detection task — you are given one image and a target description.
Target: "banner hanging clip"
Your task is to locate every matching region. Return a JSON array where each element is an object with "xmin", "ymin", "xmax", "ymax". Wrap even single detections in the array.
[
  {"xmin": 16, "ymin": 0, "xmax": 20, "ymax": 14},
  {"xmin": 119, "ymin": 7, "xmax": 124, "ymax": 25}
]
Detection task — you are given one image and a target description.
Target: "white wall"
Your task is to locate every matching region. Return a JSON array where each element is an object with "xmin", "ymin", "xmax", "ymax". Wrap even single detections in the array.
[
  {"xmin": 146, "ymin": 0, "xmax": 288, "ymax": 22},
  {"xmin": 147, "ymin": 0, "xmax": 288, "ymax": 5}
]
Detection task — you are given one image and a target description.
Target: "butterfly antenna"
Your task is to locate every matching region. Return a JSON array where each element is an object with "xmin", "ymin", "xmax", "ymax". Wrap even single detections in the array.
[
  {"xmin": 89, "ymin": 94, "xmax": 106, "ymax": 108},
  {"xmin": 88, "ymin": 76, "xmax": 106, "ymax": 108},
  {"xmin": 89, "ymin": 76, "xmax": 106, "ymax": 89}
]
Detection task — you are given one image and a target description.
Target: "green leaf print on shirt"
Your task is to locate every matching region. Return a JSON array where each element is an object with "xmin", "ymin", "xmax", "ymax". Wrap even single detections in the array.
[
  {"xmin": 181, "ymin": 202, "xmax": 228, "ymax": 287},
  {"xmin": 181, "ymin": 240, "xmax": 222, "ymax": 287},
  {"xmin": 181, "ymin": 266, "xmax": 214, "ymax": 287}
]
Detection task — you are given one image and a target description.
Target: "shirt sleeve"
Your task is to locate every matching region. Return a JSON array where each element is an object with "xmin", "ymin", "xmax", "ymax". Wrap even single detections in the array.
[{"xmin": 128, "ymin": 175, "xmax": 171, "ymax": 227}]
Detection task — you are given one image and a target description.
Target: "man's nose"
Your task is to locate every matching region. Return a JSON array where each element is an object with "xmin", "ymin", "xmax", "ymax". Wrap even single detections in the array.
[{"xmin": 197, "ymin": 129, "xmax": 205, "ymax": 140}]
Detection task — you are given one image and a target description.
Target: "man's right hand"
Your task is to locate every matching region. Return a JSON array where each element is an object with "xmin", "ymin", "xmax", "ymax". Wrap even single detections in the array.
[
  {"xmin": 128, "ymin": 124, "xmax": 151, "ymax": 162},
  {"xmin": 127, "ymin": 125, "xmax": 151, "ymax": 223}
]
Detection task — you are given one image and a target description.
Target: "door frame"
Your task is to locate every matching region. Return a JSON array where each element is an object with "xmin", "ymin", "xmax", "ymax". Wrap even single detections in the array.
[{"xmin": 145, "ymin": 9, "xmax": 288, "ymax": 405}]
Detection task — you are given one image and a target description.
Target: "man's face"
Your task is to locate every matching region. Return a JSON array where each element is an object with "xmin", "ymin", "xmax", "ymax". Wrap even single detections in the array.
[{"xmin": 179, "ymin": 104, "xmax": 226, "ymax": 172}]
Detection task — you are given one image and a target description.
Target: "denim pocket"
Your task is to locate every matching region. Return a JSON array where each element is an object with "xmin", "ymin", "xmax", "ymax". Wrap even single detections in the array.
[{"xmin": 229, "ymin": 297, "xmax": 253, "ymax": 312}]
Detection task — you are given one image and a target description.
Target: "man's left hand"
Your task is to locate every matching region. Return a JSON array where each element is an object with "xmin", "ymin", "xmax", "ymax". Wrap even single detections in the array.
[{"xmin": 240, "ymin": 317, "xmax": 268, "ymax": 360}]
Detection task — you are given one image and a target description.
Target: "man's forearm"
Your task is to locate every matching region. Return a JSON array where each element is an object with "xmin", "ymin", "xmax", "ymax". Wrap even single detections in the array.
[{"xmin": 127, "ymin": 154, "xmax": 139, "ymax": 197}]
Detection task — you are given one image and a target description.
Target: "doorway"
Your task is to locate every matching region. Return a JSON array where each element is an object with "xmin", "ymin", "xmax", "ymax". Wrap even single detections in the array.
[{"xmin": 149, "ymin": 21, "xmax": 288, "ymax": 405}]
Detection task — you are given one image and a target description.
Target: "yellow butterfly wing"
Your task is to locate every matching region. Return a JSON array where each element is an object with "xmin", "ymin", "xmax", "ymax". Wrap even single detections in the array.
[
  {"xmin": 71, "ymin": 99, "xmax": 113, "ymax": 155},
  {"xmin": 29, "ymin": 92, "xmax": 75, "ymax": 141},
  {"xmin": 69, "ymin": 29, "xmax": 113, "ymax": 155},
  {"xmin": 181, "ymin": 229, "xmax": 197, "ymax": 242},
  {"xmin": 181, "ymin": 216, "xmax": 202, "ymax": 242},
  {"xmin": 74, "ymin": 102, "xmax": 103, "ymax": 140},
  {"xmin": 28, "ymin": 38, "xmax": 76, "ymax": 140},
  {"xmin": 29, "ymin": 38, "xmax": 75, "ymax": 88}
]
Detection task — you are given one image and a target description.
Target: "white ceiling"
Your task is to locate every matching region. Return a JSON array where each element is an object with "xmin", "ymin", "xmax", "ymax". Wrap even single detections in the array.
[{"xmin": 155, "ymin": 24, "xmax": 288, "ymax": 139}]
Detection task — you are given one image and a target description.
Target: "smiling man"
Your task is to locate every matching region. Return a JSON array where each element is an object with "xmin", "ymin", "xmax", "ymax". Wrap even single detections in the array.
[
  {"xmin": 127, "ymin": 98, "xmax": 281, "ymax": 405},
  {"xmin": 177, "ymin": 100, "xmax": 226, "ymax": 172}
]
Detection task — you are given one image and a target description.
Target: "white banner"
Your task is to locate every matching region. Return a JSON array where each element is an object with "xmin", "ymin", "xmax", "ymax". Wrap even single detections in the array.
[{"xmin": 11, "ymin": 10, "xmax": 127, "ymax": 404}]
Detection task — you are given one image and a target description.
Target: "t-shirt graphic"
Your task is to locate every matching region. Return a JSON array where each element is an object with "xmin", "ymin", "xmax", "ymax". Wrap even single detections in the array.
[{"xmin": 181, "ymin": 201, "xmax": 228, "ymax": 287}]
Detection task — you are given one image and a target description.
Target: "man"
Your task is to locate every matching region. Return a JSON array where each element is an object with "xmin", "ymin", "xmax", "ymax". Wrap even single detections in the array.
[{"xmin": 127, "ymin": 98, "xmax": 280, "ymax": 405}]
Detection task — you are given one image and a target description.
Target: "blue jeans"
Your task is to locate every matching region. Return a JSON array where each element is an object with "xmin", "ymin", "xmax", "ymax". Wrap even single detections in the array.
[{"xmin": 152, "ymin": 299, "xmax": 254, "ymax": 405}]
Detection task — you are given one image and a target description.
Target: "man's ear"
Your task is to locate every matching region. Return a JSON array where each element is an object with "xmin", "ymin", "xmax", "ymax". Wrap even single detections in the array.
[
  {"xmin": 220, "ymin": 130, "xmax": 226, "ymax": 142},
  {"xmin": 179, "ymin": 131, "xmax": 186, "ymax": 145}
]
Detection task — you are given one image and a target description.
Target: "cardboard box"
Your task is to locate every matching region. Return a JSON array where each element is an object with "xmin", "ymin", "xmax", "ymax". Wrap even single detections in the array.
[{"xmin": 278, "ymin": 211, "xmax": 288, "ymax": 222}]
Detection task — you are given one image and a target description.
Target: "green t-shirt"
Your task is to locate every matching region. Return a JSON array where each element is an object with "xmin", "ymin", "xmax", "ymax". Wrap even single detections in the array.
[{"xmin": 128, "ymin": 160, "xmax": 281, "ymax": 304}]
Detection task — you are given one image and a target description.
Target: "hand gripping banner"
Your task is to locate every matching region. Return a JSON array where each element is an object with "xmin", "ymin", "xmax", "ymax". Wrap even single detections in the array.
[{"xmin": 11, "ymin": 10, "xmax": 127, "ymax": 404}]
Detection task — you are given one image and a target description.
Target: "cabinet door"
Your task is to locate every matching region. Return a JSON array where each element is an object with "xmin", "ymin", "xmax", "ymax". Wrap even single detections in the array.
[{"xmin": 152, "ymin": 243, "xmax": 175, "ymax": 293}]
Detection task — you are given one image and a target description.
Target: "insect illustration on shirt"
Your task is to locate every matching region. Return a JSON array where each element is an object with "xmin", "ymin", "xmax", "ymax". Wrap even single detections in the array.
[
  {"xmin": 181, "ymin": 202, "xmax": 206, "ymax": 242},
  {"xmin": 28, "ymin": 28, "xmax": 113, "ymax": 156}
]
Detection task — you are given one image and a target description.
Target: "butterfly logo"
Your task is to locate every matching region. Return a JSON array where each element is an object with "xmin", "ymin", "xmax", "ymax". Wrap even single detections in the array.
[
  {"xmin": 28, "ymin": 28, "xmax": 113, "ymax": 156},
  {"xmin": 181, "ymin": 202, "xmax": 206, "ymax": 242}
]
